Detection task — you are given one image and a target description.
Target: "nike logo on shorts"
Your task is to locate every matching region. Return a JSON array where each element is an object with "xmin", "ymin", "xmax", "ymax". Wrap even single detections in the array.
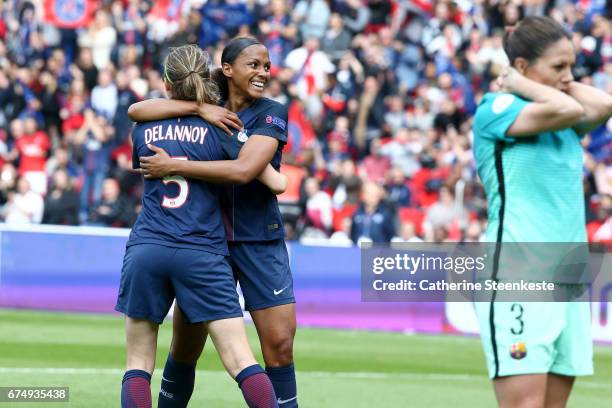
[
  {"xmin": 277, "ymin": 396, "xmax": 297, "ymax": 404},
  {"xmin": 274, "ymin": 286, "xmax": 289, "ymax": 295}
]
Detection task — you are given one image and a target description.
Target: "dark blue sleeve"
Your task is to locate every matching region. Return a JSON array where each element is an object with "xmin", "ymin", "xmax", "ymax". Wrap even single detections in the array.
[{"xmin": 251, "ymin": 101, "xmax": 288, "ymax": 144}]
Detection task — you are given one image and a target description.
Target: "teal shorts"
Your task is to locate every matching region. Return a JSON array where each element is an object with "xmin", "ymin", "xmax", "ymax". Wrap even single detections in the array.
[{"xmin": 475, "ymin": 301, "xmax": 593, "ymax": 379}]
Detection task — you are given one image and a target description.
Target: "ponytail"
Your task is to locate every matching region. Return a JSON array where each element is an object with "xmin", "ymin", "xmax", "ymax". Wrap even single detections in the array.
[{"xmin": 163, "ymin": 45, "xmax": 220, "ymax": 105}]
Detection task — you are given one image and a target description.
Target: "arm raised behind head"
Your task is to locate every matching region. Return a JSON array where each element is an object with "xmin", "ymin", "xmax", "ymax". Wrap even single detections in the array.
[{"xmin": 498, "ymin": 68, "xmax": 585, "ymax": 137}]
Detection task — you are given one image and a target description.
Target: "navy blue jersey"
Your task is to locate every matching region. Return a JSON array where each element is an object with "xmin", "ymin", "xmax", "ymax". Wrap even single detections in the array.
[
  {"xmin": 220, "ymin": 98, "xmax": 288, "ymax": 241},
  {"xmin": 128, "ymin": 116, "xmax": 242, "ymax": 255}
]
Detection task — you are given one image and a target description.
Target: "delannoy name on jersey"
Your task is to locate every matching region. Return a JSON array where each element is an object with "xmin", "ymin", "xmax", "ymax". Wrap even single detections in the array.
[{"xmin": 144, "ymin": 124, "xmax": 209, "ymax": 145}]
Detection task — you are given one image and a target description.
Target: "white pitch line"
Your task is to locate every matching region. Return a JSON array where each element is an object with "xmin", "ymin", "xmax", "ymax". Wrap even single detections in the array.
[{"xmin": 0, "ymin": 368, "xmax": 608, "ymax": 389}]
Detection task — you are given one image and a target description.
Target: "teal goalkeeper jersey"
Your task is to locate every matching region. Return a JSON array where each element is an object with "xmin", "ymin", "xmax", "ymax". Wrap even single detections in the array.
[{"xmin": 473, "ymin": 92, "xmax": 586, "ymax": 244}]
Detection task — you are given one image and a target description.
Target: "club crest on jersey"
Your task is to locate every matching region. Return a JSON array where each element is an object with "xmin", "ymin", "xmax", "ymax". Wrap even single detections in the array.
[
  {"xmin": 237, "ymin": 129, "xmax": 248, "ymax": 143},
  {"xmin": 492, "ymin": 94, "xmax": 515, "ymax": 114},
  {"xmin": 265, "ymin": 115, "xmax": 286, "ymax": 131},
  {"xmin": 510, "ymin": 342, "xmax": 527, "ymax": 360}
]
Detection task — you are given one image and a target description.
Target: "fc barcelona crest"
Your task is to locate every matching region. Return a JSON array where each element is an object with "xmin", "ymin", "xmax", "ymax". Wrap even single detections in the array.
[{"xmin": 510, "ymin": 342, "xmax": 527, "ymax": 360}]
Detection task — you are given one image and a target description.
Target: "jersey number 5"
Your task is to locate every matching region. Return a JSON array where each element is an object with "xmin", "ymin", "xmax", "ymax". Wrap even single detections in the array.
[{"xmin": 162, "ymin": 157, "xmax": 188, "ymax": 209}]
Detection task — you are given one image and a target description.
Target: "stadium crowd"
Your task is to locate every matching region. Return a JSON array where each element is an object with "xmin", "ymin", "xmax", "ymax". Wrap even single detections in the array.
[{"xmin": 0, "ymin": 0, "xmax": 610, "ymax": 245}]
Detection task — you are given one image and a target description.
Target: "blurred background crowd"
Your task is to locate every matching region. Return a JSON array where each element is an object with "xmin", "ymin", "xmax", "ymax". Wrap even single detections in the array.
[{"xmin": 0, "ymin": 0, "xmax": 610, "ymax": 245}]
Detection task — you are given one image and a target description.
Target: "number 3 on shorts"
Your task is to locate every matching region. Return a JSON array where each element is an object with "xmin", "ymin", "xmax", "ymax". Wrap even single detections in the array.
[
  {"xmin": 510, "ymin": 303, "xmax": 524, "ymax": 335},
  {"xmin": 162, "ymin": 157, "xmax": 189, "ymax": 209}
]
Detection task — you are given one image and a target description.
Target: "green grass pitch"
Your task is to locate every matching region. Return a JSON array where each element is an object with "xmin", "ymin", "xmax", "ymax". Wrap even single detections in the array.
[{"xmin": 0, "ymin": 309, "xmax": 610, "ymax": 407}]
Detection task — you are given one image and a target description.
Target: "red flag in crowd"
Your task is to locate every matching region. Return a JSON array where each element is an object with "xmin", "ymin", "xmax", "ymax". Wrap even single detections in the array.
[{"xmin": 44, "ymin": 0, "xmax": 97, "ymax": 29}]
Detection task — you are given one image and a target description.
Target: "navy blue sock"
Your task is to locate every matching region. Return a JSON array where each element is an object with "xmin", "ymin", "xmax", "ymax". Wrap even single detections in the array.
[
  {"xmin": 266, "ymin": 364, "xmax": 297, "ymax": 407},
  {"xmin": 236, "ymin": 364, "xmax": 278, "ymax": 408},
  {"xmin": 157, "ymin": 354, "xmax": 196, "ymax": 408},
  {"xmin": 121, "ymin": 369, "xmax": 152, "ymax": 408}
]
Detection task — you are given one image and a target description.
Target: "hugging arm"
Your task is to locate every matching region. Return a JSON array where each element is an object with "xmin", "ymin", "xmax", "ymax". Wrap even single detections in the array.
[
  {"xmin": 128, "ymin": 99, "xmax": 242, "ymax": 135},
  {"xmin": 141, "ymin": 135, "xmax": 287, "ymax": 193}
]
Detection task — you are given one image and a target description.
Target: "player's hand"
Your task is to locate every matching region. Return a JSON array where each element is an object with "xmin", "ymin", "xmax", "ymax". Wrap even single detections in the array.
[
  {"xmin": 139, "ymin": 144, "xmax": 173, "ymax": 179},
  {"xmin": 496, "ymin": 66, "xmax": 520, "ymax": 93},
  {"xmin": 197, "ymin": 104, "xmax": 242, "ymax": 135}
]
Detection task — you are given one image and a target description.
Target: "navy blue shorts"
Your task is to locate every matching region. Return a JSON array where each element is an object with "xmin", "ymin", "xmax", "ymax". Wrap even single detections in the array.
[
  {"xmin": 229, "ymin": 239, "xmax": 295, "ymax": 311},
  {"xmin": 115, "ymin": 244, "xmax": 242, "ymax": 324}
]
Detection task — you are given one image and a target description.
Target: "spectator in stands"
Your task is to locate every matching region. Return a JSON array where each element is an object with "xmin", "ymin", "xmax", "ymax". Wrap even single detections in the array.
[
  {"xmin": 383, "ymin": 95, "xmax": 406, "ymax": 134},
  {"xmin": 386, "ymin": 167, "xmax": 411, "ymax": 208},
  {"xmin": 380, "ymin": 127, "xmax": 422, "ymax": 177},
  {"xmin": 113, "ymin": 70, "xmax": 140, "ymax": 144},
  {"xmin": 0, "ymin": 73, "xmax": 26, "ymax": 124},
  {"xmin": 199, "ymin": 0, "xmax": 253, "ymax": 47},
  {"xmin": 362, "ymin": 138, "xmax": 391, "ymax": 183},
  {"xmin": 475, "ymin": 31, "xmax": 509, "ymax": 78},
  {"xmin": 391, "ymin": 221, "xmax": 423, "ymax": 243},
  {"xmin": 395, "ymin": 40, "xmax": 423, "ymax": 93},
  {"xmin": 350, "ymin": 181, "xmax": 396, "ymax": 244},
  {"xmin": 432, "ymin": 225, "xmax": 450, "ymax": 243},
  {"xmin": 405, "ymin": 103, "xmax": 434, "ymax": 132},
  {"xmin": 258, "ymin": 0, "xmax": 297, "ymax": 69},
  {"xmin": 91, "ymin": 69, "xmax": 118, "ymax": 121},
  {"xmin": 75, "ymin": 109, "xmax": 114, "ymax": 216},
  {"xmin": 303, "ymin": 176, "xmax": 333, "ymax": 234},
  {"xmin": 46, "ymin": 49, "xmax": 72, "ymax": 93},
  {"xmin": 60, "ymin": 91, "xmax": 87, "ymax": 144},
  {"xmin": 45, "ymin": 147, "xmax": 80, "ymax": 179},
  {"xmin": 329, "ymin": 159, "xmax": 361, "ymax": 209},
  {"xmin": 13, "ymin": 116, "xmax": 50, "ymax": 195},
  {"xmin": 284, "ymin": 36, "xmax": 335, "ymax": 117},
  {"xmin": 77, "ymin": 9, "xmax": 117, "ymax": 70},
  {"xmin": 293, "ymin": 0, "xmax": 331, "ymax": 41},
  {"xmin": 75, "ymin": 47, "xmax": 98, "ymax": 92},
  {"xmin": 339, "ymin": 0, "xmax": 370, "ymax": 35},
  {"xmin": 111, "ymin": 0, "xmax": 147, "ymax": 64},
  {"xmin": 324, "ymin": 116, "xmax": 352, "ymax": 165},
  {"xmin": 423, "ymin": 185, "xmax": 464, "ymax": 241},
  {"xmin": 3, "ymin": 176, "xmax": 43, "ymax": 224},
  {"xmin": 87, "ymin": 177, "xmax": 133, "ymax": 227},
  {"xmin": 38, "ymin": 71, "xmax": 62, "ymax": 144},
  {"xmin": 42, "ymin": 168, "xmax": 79, "ymax": 226},
  {"xmin": 321, "ymin": 13, "xmax": 352, "ymax": 63}
]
